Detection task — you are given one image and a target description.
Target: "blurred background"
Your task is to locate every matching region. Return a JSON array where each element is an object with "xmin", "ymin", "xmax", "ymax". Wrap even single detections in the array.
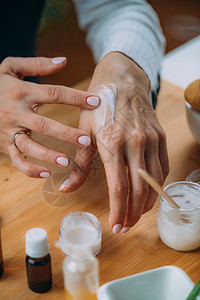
[{"xmin": 36, "ymin": 0, "xmax": 200, "ymax": 87}]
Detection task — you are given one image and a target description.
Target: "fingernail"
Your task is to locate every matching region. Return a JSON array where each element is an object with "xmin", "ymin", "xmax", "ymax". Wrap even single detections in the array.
[
  {"xmin": 112, "ymin": 224, "xmax": 122, "ymax": 234},
  {"xmin": 56, "ymin": 156, "xmax": 69, "ymax": 167},
  {"xmin": 40, "ymin": 172, "xmax": 51, "ymax": 178},
  {"xmin": 51, "ymin": 57, "xmax": 66, "ymax": 65},
  {"xmin": 109, "ymin": 215, "xmax": 111, "ymax": 224},
  {"xmin": 59, "ymin": 179, "xmax": 69, "ymax": 191},
  {"xmin": 87, "ymin": 96, "xmax": 100, "ymax": 107},
  {"xmin": 121, "ymin": 227, "xmax": 131, "ymax": 233},
  {"xmin": 78, "ymin": 136, "xmax": 91, "ymax": 146}
]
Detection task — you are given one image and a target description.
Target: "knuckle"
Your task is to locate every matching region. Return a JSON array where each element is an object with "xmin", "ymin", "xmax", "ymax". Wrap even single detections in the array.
[
  {"xmin": 34, "ymin": 57, "xmax": 46, "ymax": 69},
  {"xmin": 71, "ymin": 91, "xmax": 80, "ymax": 106},
  {"xmin": 152, "ymin": 171, "xmax": 163, "ymax": 187},
  {"xmin": 1, "ymin": 109, "xmax": 14, "ymax": 124},
  {"xmin": 157, "ymin": 128, "xmax": 167, "ymax": 142},
  {"xmin": 16, "ymin": 139, "xmax": 28, "ymax": 153},
  {"xmin": 108, "ymin": 135, "xmax": 125, "ymax": 152},
  {"xmin": 40, "ymin": 150, "xmax": 50, "ymax": 162},
  {"xmin": 71, "ymin": 163, "xmax": 82, "ymax": 175},
  {"xmin": 135, "ymin": 184, "xmax": 149, "ymax": 202},
  {"xmin": 1, "ymin": 56, "xmax": 13, "ymax": 68},
  {"xmin": 147, "ymin": 130, "xmax": 158, "ymax": 144},
  {"xmin": 60, "ymin": 128, "xmax": 70, "ymax": 141},
  {"xmin": 131, "ymin": 130, "xmax": 146, "ymax": 147},
  {"xmin": 8, "ymin": 83, "xmax": 25, "ymax": 99},
  {"xmin": 111, "ymin": 182, "xmax": 128, "ymax": 197},
  {"xmin": 33, "ymin": 118, "xmax": 49, "ymax": 134},
  {"xmin": 47, "ymin": 86, "xmax": 62, "ymax": 103}
]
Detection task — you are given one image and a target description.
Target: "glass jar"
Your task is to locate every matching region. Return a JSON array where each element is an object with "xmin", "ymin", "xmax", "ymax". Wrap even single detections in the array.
[
  {"xmin": 186, "ymin": 169, "xmax": 200, "ymax": 185},
  {"xmin": 59, "ymin": 212, "xmax": 102, "ymax": 256},
  {"xmin": 157, "ymin": 181, "xmax": 200, "ymax": 252}
]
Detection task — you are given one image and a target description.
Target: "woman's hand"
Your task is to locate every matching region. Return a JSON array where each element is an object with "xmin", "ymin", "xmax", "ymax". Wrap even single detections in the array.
[
  {"xmin": 60, "ymin": 52, "xmax": 169, "ymax": 233},
  {"xmin": 0, "ymin": 56, "xmax": 100, "ymax": 177}
]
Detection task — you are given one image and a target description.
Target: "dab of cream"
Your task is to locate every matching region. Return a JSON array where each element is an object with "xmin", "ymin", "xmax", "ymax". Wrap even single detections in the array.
[{"xmin": 94, "ymin": 84, "xmax": 117, "ymax": 128}]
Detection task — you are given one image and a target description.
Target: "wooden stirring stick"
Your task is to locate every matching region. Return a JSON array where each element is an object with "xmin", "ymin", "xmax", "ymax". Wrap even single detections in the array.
[{"xmin": 137, "ymin": 168, "xmax": 180, "ymax": 208}]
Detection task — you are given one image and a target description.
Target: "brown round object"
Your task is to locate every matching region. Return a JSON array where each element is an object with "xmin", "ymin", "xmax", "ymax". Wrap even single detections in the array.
[{"xmin": 184, "ymin": 79, "xmax": 200, "ymax": 112}]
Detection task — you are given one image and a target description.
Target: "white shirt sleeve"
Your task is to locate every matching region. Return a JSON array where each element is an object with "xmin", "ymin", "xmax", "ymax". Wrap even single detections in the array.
[{"xmin": 72, "ymin": 0, "xmax": 166, "ymax": 91}]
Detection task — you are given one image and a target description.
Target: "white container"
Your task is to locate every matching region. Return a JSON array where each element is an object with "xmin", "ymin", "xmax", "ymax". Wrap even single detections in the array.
[
  {"xmin": 59, "ymin": 212, "xmax": 102, "ymax": 256},
  {"xmin": 97, "ymin": 266, "xmax": 194, "ymax": 300},
  {"xmin": 157, "ymin": 181, "xmax": 200, "ymax": 252}
]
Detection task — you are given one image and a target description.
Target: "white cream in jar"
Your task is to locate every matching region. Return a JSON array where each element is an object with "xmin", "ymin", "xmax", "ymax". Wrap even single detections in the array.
[
  {"xmin": 157, "ymin": 181, "xmax": 200, "ymax": 252},
  {"xmin": 58, "ymin": 212, "xmax": 102, "ymax": 256}
]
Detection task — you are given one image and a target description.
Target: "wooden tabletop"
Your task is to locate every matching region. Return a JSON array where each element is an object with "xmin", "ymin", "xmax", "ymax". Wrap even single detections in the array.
[{"xmin": 0, "ymin": 79, "xmax": 200, "ymax": 299}]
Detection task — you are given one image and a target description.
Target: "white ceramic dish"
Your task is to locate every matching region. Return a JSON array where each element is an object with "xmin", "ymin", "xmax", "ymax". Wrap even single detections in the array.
[
  {"xmin": 97, "ymin": 266, "xmax": 194, "ymax": 300},
  {"xmin": 185, "ymin": 101, "xmax": 200, "ymax": 145}
]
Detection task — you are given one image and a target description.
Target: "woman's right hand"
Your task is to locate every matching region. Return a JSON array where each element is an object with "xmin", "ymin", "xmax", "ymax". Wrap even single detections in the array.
[{"xmin": 0, "ymin": 56, "xmax": 100, "ymax": 178}]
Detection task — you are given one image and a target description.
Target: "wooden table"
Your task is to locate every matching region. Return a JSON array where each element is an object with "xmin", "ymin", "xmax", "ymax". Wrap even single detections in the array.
[{"xmin": 0, "ymin": 79, "xmax": 199, "ymax": 299}]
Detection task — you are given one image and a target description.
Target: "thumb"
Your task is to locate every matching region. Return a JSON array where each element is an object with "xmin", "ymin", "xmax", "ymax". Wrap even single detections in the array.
[
  {"xmin": 0, "ymin": 56, "xmax": 66, "ymax": 78},
  {"xmin": 59, "ymin": 145, "xmax": 96, "ymax": 192}
]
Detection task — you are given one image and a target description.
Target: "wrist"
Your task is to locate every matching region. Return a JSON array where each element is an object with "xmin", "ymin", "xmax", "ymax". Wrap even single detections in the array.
[{"xmin": 93, "ymin": 52, "xmax": 150, "ymax": 96}]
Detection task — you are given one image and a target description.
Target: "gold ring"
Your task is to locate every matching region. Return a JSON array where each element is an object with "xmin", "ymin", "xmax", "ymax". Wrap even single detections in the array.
[{"xmin": 12, "ymin": 130, "xmax": 31, "ymax": 149}]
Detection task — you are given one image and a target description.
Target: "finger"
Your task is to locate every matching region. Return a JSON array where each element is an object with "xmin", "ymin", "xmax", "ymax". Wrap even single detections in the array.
[
  {"xmin": 122, "ymin": 147, "xmax": 148, "ymax": 232},
  {"xmin": 13, "ymin": 132, "xmax": 70, "ymax": 167},
  {"xmin": 21, "ymin": 112, "xmax": 92, "ymax": 147},
  {"xmin": 8, "ymin": 144, "xmax": 51, "ymax": 178},
  {"xmin": 26, "ymin": 82, "xmax": 100, "ymax": 109},
  {"xmin": 59, "ymin": 110, "xmax": 96, "ymax": 191},
  {"xmin": 0, "ymin": 132, "xmax": 10, "ymax": 154},
  {"xmin": 103, "ymin": 151, "xmax": 128, "ymax": 234},
  {"xmin": 0, "ymin": 56, "xmax": 67, "ymax": 79},
  {"xmin": 59, "ymin": 145, "xmax": 96, "ymax": 192},
  {"xmin": 142, "ymin": 134, "xmax": 163, "ymax": 214},
  {"xmin": 158, "ymin": 129, "xmax": 169, "ymax": 180}
]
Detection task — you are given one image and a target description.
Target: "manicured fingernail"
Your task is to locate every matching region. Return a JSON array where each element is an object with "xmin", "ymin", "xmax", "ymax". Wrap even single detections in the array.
[
  {"xmin": 121, "ymin": 227, "xmax": 131, "ymax": 233},
  {"xmin": 78, "ymin": 136, "xmax": 91, "ymax": 146},
  {"xmin": 59, "ymin": 179, "xmax": 69, "ymax": 191},
  {"xmin": 40, "ymin": 172, "xmax": 51, "ymax": 178},
  {"xmin": 109, "ymin": 216, "xmax": 111, "ymax": 224},
  {"xmin": 51, "ymin": 57, "xmax": 66, "ymax": 65},
  {"xmin": 56, "ymin": 157, "xmax": 69, "ymax": 167},
  {"xmin": 87, "ymin": 96, "xmax": 100, "ymax": 107},
  {"xmin": 112, "ymin": 224, "xmax": 122, "ymax": 234}
]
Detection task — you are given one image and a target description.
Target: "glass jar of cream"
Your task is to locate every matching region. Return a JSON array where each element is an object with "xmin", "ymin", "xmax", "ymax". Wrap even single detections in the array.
[
  {"xmin": 58, "ymin": 212, "xmax": 102, "ymax": 256},
  {"xmin": 157, "ymin": 181, "xmax": 200, "ymax": 252}
]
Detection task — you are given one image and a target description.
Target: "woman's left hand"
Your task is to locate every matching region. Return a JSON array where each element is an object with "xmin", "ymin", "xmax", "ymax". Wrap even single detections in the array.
[{"xmin": 60, "ymin": 52, "xmax": 169, "ymax": 234}]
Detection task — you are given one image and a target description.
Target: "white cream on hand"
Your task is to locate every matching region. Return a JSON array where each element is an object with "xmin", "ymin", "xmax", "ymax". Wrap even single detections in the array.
[{"xmin": 94, "ymin": 84, "xmax": 117, "ymax": 128}]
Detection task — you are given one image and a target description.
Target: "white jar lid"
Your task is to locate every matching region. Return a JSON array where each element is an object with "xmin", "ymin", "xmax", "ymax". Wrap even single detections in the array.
[{"xmin": 25, "ymin": 228, "xmax": 49, "ymax": 258}]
